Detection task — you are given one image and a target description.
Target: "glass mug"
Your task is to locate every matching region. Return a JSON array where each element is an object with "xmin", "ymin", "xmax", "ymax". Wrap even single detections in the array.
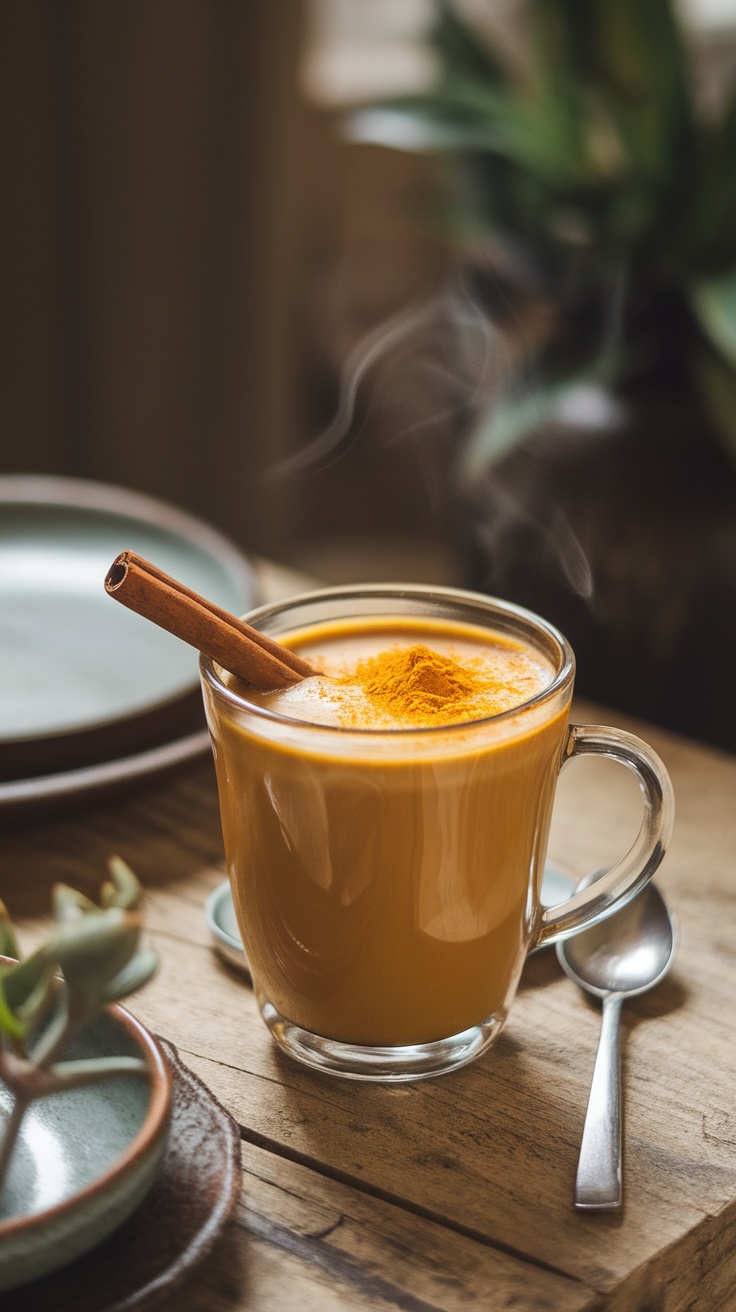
[{"xmin": 201, "ymin": 586, "xmax": 674, "ymax": 1082}]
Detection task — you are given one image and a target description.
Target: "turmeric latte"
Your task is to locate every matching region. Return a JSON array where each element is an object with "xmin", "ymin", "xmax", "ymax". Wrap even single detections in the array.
[
  {"xmin": 245, "ymin": 619, "xmax": 553, "ymax": 728},
  {"xmin": 209, "ymin": 615, "xmax": 568, "ymax": 1048}
]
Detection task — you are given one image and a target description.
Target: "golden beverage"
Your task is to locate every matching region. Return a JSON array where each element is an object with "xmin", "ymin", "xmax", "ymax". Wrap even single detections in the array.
[
  {"xmin": 206, "ymin": 615, "xmax": 569, "ymax": 1046},
  {"xmin": 201, "ymin": 585, "xmax": 672, "ymax": 1081}
]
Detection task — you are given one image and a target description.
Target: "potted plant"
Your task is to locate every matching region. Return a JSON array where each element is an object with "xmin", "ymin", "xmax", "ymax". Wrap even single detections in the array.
[
  {"xmin": 0, "ymin": 860, "xmax": 157, "ymax": 1188},
  {"xmin": 350, "ymin": 0, "xmax": 736, "ymax": 749}
]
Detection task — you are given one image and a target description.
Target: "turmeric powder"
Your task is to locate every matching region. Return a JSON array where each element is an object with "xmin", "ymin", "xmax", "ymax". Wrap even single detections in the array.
[
  {"xmin": 250, "ymin": 622, "xmax": 551, "ymax": 729},
  {"xmin": 348, "ymin": 644, "xmax": 477, "ymax": 726},
  {"xmin": 342, "ymin": 640, "xmax": 541, "ymax": 727}
]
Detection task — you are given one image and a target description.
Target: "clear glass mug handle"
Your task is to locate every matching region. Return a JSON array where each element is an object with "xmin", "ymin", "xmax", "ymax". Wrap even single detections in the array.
[{"xmin": 536, "ymin": 725, "xmax": 675, "ymax": 950}]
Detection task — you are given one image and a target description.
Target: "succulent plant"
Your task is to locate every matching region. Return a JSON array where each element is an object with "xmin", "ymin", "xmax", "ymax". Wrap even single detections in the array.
[
  {"xmin": 0, "ymin": 858, "xmax": 157, "ymax": 1190},
  {"xmin": 350, "ymin": 0, "xmax": 736, "ymax": 476}
]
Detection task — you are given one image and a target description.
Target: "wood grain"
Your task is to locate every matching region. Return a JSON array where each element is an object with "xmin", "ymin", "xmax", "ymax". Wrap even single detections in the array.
[
  {"xmin": 167, "ymin": 1142, "xmax": 598, "ymax": 1312},
  {"xmin": 4, "ymin": 664, "xmax": 736, "ymax": 1307}
]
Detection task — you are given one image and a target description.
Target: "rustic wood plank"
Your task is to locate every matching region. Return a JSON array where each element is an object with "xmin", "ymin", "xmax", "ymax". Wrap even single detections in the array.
[
  {"xmin": 158, "ymin": 709, "xmax": 736, "ymax": 1309},
  {"xmin": 131, "ymin": 957, "xmax": 735, "ymax": 1311},
  {"xmin": 3, "ymin": 696, "xmax": 736, "ymax": 1309},
  {"xmin": 153, "ymin": 1143, "xmax": 598, "ymax": 1312},
  {"xmin": 0, "ymin": 758, "xmax": 223, "ymax": 914},
  {"xmin": 236, "ymin": 1141, "xmax": 597, "ymax": 1311},
  {"xmin": 157, "ymin": 1220, "xmax": 386, "ymax": 1311}
]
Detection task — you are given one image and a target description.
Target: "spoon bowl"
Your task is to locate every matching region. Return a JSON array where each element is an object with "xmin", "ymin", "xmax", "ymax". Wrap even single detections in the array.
[
  {"xmin": 558, "ymin": 881, "xmax": 676, "ymax": 998},
  {"xmin": 557, "ymin": 871, "xmax": 677, "ymax": 1211}
]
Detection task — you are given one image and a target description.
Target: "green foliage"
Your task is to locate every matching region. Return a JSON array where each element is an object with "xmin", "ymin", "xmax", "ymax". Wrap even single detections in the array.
[
  {"xmin": 0, "ymin": 901, "xmax": 20, "ymax": 962},
  {"xmin": 693, "ymin": 345, "xmax": 736, "ymax": 462},
  {"xmin": 53, "ymin": 885, "xmax": 98, "ymax": 922},
  {"xmin": 459, "ymin": 372, "xmax": 599, "ymax": 481},
  {"xmin": 102, "ymin": 856, "xmax": 143, "ymax": 909},
  {"xmin": 0, "ymin": 950, "xmax": 55, "ymax": 1040},
  {"xmin": 692, "ymin": 269, "xmax": 736, "ymax": 368},
  {"xmin": 0, "ymin": 858, "xmax": 156, "ymax": 1048},
  {"xmin": 0, "ymin": 860, "xmax": 157, "ymax": 1190},
  {"xmin": 351, "ymin": 0, "xmax": 736, "ymax": 462}
]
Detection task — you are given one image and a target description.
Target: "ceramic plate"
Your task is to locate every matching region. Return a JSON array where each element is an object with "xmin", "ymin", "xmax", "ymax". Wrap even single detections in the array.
[
  {"xmin": 1, "ymin": 1040, "xmax": 242, "ymax": 1312},
  {"xmin": 0, "ymin": 728, "xmax": 212, "ymax": 826},
  {"xmin": 540, "ymin": 862, "xmax": 576, "ymax": 910},
  {"xmin": 0, "ymin": 1004, "xmax": 171, "ymax": 1294},
  {"xmin": 206, "ymin": 881, "xmax": 251, "ymax": 979},
  {"xmin": 205, "ymin": 863, "xmax": 578, "ymax": 977},
  {"xmin": 0, "ymin": 476, "xmax": 253, "ymax": 780}
]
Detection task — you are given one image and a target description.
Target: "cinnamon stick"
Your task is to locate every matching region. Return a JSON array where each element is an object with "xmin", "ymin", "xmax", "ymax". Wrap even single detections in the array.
[{"xmin": 104, "ymin": 551, "xmax": 316, "ymax": 689}]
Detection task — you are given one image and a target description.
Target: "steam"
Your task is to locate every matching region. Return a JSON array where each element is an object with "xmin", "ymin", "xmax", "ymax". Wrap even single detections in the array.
[
  {"xmin": 268, "ymin": 269, "xmax": 509, "ymax": 481},
  {"xmin": 474, "ymin": 462, "xmax": 595, "ymax": 601},
  {"xmin": 270, "ymin": 266, "xmax": 625, "ymax": 603}
]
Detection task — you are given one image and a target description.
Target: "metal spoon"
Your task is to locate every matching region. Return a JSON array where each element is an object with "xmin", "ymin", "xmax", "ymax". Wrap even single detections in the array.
[{"xmin": 556, "ymin": 872, "xmax": 676, "ymax": 1211}]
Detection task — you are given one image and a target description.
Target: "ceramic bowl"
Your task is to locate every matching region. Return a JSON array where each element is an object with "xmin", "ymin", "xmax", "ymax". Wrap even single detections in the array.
[
  {"xmin": 1, "ymin": 1039, "xmax": 242, "ymax": 1312},
  {"xmin": 0, "ymin": 999, "xmax": 171, "ymax": 1293}
]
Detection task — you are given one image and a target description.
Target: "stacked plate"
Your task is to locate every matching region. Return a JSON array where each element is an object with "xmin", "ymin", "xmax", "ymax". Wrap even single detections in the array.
[{"xmin": 0, "ymin": 476, "xmax": 254, "ymax": 821}]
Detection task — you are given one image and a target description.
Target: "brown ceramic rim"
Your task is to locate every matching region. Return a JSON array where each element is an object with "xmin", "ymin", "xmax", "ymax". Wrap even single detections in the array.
[
  {"xmin": 201, "ymin": 582, "xmax": 576, "ymax": 737},
  {"xmin": 0, "ymin": 729, "xmax": 211, "ymax": 820},
  {"xmin": 0, "ymin": 977, "xmax": 172, "ymax": 1242},
  {"xmin": 152, "ymin": 1040, "xmax": 243, "ymax": 1289}
]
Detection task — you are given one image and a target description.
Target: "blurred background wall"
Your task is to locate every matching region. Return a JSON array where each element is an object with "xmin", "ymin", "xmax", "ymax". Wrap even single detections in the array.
[
  {"xmin": 4, "ymin": 0, "xmax": 736, "ymax": 751},
  {"xmin": 3, "ymin": 0, "xmax": 735, "ymax": 571},
  {"xmin": 2, "ymin": 2, "xmax": 306, "ymax": 559},
  {"xmin": 0, "ymin": 0, "xmax": 453, "ymax": 578}
]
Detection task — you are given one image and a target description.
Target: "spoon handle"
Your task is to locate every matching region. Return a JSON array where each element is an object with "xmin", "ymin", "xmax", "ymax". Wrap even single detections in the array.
[{"xmin": 575, "ymin": 992, "xmax": 623, "ymax": 1210}]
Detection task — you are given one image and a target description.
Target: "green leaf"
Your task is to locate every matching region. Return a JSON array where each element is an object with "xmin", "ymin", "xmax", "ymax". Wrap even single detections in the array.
[
  {"xmin": 101, "ymin": 948, "xmax": 158, "ymax": 1004},
  {"xmin": 692, "ymin": 346, "xmax": 736, "ymax": 464},
  {"xmin": 15, "ymin": 970, "xmax": 57, "ymax": 1032},
  {"xmin": 0, "ymin": 900, "xmax": 20, "ymax": 961},
  {"xmin": 682, "ymin": 85, "xmax": 736, "ymax": 265},
  {"xmin": 101, "ymin": 857, "xmax": 142, "ymax": 911},
  {"xmin": 448, "ymin": 76, "xmax": 587, "ymax": 186},
  {"xmin": 50, "ymin": 908, "xmax": 142, "ymax": 1017},
  {"xmin": 540, "ymin": 0, "xmax": 690, "ymax": 177},
  {"xmin": 1, "ymin": 949, "xmax": 53, "ymax": 1013},
  {"xmin": 430, "ymin": 2, "xmax": 506, "ymax": 88},
  {"xmin": 460, "ymin": 373, "xmax": 608, "ymax": 481},
  {"xmin": 691, "ymin": 269, "xmax": 736, "ymax": 370},
  {"xmin": 350, "ymin": 1, "xmax": 691, "ymax": 201},
  {"xmin": 346, "ymin": 106, "xmax": 491, "ymax": 152},
  {"xmin": 525, "ymin": 2, "xmax": 592, "ymax": 171},
  {"xmin": 349, "ymin": 86, "xmax": 543, "ymax": 159},
  {"xmin": 349, "ymin": 93, "xmax": 591, "ymax": 191},
  {"xmin": 0, "ymin": 990, "xmax": 24, "ymax": 1041},
  {"xmin": 460, "ymin": 390, "xmax": 557, "ymax": 480},
  {"xmin": 0, "ymin": 949, "xmax": 55, "ymax": 1040},
  {"xmin": 53, "ymin": 884, "xmax": 97, "ymax": 923}
]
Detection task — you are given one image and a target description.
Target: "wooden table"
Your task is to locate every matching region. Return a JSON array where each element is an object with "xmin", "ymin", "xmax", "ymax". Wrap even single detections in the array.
[{"xmin": 4, "ymin": 561, "xmax": 736, "ymax": 1311}]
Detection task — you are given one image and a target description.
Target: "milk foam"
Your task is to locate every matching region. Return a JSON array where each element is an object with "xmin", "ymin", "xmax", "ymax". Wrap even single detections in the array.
[{"xmin": 246, "ymin": 623, "xmax": 555, "ymax": 730}]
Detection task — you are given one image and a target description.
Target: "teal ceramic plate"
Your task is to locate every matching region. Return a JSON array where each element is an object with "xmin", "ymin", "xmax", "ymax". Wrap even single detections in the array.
[
  {"xmin": 539, "ymin": 862, "xmax": 576, "ymax": 911},
  {"xmin": 0, "ymin": 475, "xmax": 253, "ymax": 782},
  {"xmin": 206, "ymin": 881, "xmax": 251, "ymax": 979},
  {"xmin": 0, "ymin": 728, "xmax": 212, "ymax": 826},
  {"xmin": 205, "ymin": 862, "xmax": 577, "ymax": 977},
  {"xmin": 0, "ymin": 1004, "xmax": 171, "ymax": 1294}
]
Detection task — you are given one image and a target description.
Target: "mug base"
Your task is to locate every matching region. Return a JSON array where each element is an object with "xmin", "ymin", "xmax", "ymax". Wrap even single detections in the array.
[{"xmin": 260, "ymin": 1001, "xmax": 506, "ymax": 1082}]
